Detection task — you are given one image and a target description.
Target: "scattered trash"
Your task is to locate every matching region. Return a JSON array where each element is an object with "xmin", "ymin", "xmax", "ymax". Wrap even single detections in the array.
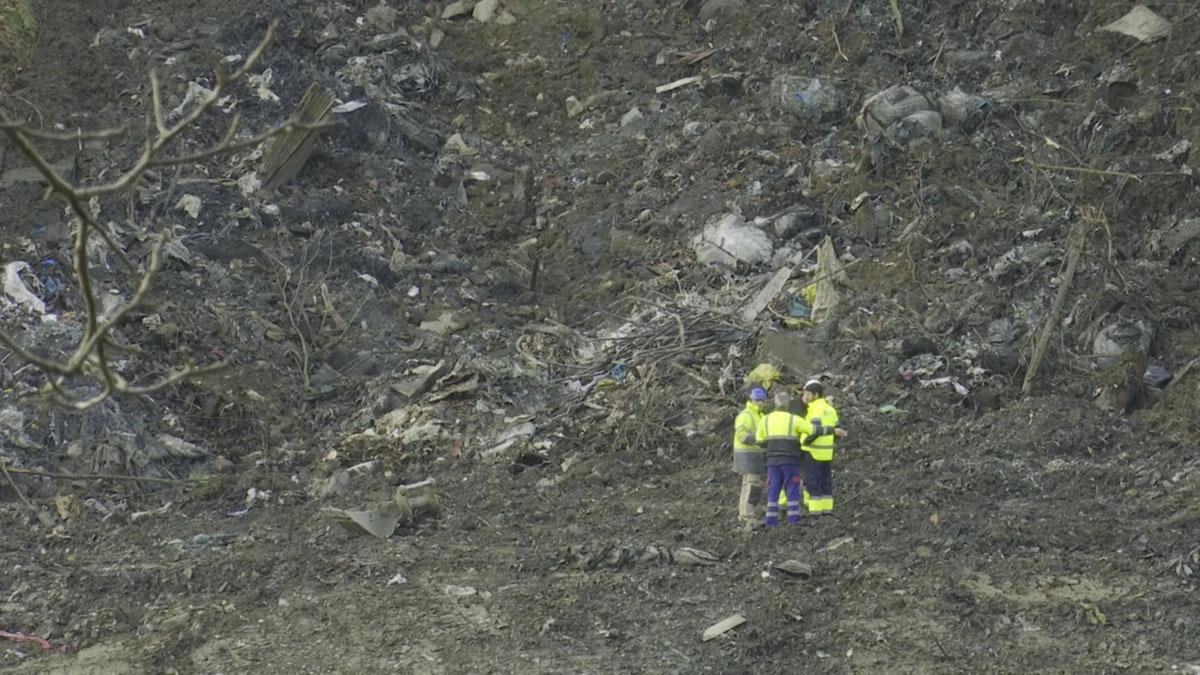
[
  {"xmin": 481, "ymin": 421, "xmax": 536, "ymax": 459},
  {"xmin": 326, "ymin": 507, "xmax": 402, "ymax": 540},
  {"xmin": 1154, "ymin": 140, "xmax": 1191, "ymax": 163},
  {"xmin": 701, "ymin": 614, "xmax": 746, "ymax": 642},
  {"xmin": 919, "ymin": 376, "xmax": 970, "ymax": 396},
  {"xmin": 692, "ymin": 210, "xmax": 773, "ymax": 267},
  {"xmin": 386, "ymin": 573, "xmax": 408, "ymax": 586},
  {"xmin": 1100, "ymin": 5, "xmax": 1170, "ymax": 43},
  {"xmin": 769, "ymin": 75, "xmax": 842, "ymax": 123},
  {"xmin": 0, "ymin": 630, "xmax": 51, "ymax": 651},
  {"xmin": 900, "ymin": 354, "xmax": 945, "ymax": 380},
  {"xmin": 655, "ymin": 75, "xmax": 702, "ymax": 94},
  {"xmin": 3, "ymin": 262, "xmax": 46, "ymax": 315},
  {"xmin": 444, "ymin": 584, "xmax": 477, "ymax": 597},
  {"xmin": 746, "ymin": 363, "xmax": 782, "ymax": 388},
  {"xmin": 740, "ymin": 266, "xmax": 792, "ymax": 323},
  {"xmin": 877, "ymin": 403, "xmax": 906, "ymax": 416},
  {"xmin": 809, "ymin": 236, "xmax": 846, "ymax": 324},
  {"xmin": 858, "ymin": 85, "xmax": 941, "ymax": 142},
  {"xmin": 393, "ymin": 360, "xmax": 449, "ymax": 399},
  {"xmin": 130, "ymin": 501, "xmax": 173, "ymax": 523}
]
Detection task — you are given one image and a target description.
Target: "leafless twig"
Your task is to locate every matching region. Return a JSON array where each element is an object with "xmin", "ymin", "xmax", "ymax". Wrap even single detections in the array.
[{"xmin": 0, "ymin": 22, "xmax": 311, "ymax": 409}]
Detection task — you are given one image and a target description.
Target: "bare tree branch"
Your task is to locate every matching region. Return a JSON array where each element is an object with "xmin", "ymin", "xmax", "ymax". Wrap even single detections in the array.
[{"xmin": 0, "ymin": 22, "xmax": 287, "ymax": 410}]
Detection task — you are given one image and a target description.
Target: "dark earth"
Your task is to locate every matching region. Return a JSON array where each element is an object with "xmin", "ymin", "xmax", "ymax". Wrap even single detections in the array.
[{"xmin": 2, "ymin": 0, "xmax": 1199, "ymax": 672}]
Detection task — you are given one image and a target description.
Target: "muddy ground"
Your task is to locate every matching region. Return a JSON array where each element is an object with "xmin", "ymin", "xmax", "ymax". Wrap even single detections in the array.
[{"xmin": 2, "ymin": 0, "xmax": 1199, "ymax": 672}]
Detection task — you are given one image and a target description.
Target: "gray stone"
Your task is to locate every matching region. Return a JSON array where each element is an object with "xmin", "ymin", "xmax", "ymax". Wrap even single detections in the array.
[
  {"xmin": 473, "ymin": 0, "xmax": 498, "ymax": 22},
  {"xmin": 365, "ymin": 4, "xmax": 401, "ymax": 32}
]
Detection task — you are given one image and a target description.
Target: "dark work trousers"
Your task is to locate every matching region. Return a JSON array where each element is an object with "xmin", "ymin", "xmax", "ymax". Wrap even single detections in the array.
[
  {"xmin": 764, "ymin": 462, "xmax": 803, "ymax": 525},
  {"xmin": 801, "ymin": 453, "xmax": 834, "ymax": 513}
]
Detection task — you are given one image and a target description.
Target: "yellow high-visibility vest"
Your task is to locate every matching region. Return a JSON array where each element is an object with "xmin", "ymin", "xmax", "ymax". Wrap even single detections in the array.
[{"xmin": 802, "ymin": 397, "xmax": 839, "ymax": 461}]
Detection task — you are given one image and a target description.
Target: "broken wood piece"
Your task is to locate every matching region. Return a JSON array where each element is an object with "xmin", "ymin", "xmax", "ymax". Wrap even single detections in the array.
[
  {"xmin": 740, "ymin": 266, "xmax": 792, "ymax": 323},
  {"xmin": 673, "ymin": 48, "xmax": 717, "ymax": 66},
  {"xmin": 655, "ymin": 75, "xmax": 702, "ymax": 94},
  {"xmin": 702, "ymin": 613, "xmax": 746, "ymax": 641},
  {"xmin": 261, "ymin": 83, "xmax": 335, "ymax": 191}
]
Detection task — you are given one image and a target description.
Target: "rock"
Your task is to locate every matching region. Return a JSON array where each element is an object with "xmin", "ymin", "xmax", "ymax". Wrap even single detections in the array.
[
  {"xmin": 691, "ymin": 211, "xmax": 773, "ymax": 267},
  {"xmin": 937, "ymin": 87, "xmax": 989, "ymax": 132},
  {"xmin": 1093, "ymin": 319, "xmax": 1155, "ymax": 369},
  {"xmin": 472, "ymin": 0, "xmax": 498, "ymax": 22},
  {"xmin": 442, "ymin": 1, "xmax": 472, "ymax": 20},
  {"xmin": 1095, "ymin": 351, "xmax": 1147, "ymax": 413},
  {"xmin": 1143, "ymin": 364, "xmax": 1172, "ymax": 389},
  {"xmin": 768, "ymin": 75, "xmax": 842, "ymax": 123},
  {"xmin": 0, "ymin": 407, "xmax": 37, "ymax": 449},
  {"xmin": 698, "ymin": 0, "xmax": 744, "ymax": 20},
  {"xmin": 420, "ymin": 311, "xmax": 469, "ymax": 336},
  {"xmin": 565, "ymin": 96, "xmax": 585, "ymax": 118},
  {"xmin": 987, "ymin": 318, "xmax": 1028, "ymax": 355},
  {"xmin": 496, "ymin": 10, "xmax": 517, "ymax": 25},
  {"xmin": 443, "ymin": 132, "xmax": 476, "ymax": 156},
  {"xmin": 773, "ymin": 559, "xmax": 813, "ymax": 578},
  {"xmin": 365, "ymin": 4, "xmax": 401, "ymax": 32},
  {"xmin": 336, "ymin": 99, "xmax": 391, "ymax": 149},
  {"xmin": 620, "ymin": 106, "xmax": 643, "ymax": 127}
]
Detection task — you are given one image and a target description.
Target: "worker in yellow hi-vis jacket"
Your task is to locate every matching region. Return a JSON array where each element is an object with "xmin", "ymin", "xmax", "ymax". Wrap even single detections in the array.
[
  {"xmin": 800, "ymin": 379, "xmax": 847, "ymax": 515},
  {"xmin": 732, "ymin": 386, "xmax": 768, "ymax": 524}
]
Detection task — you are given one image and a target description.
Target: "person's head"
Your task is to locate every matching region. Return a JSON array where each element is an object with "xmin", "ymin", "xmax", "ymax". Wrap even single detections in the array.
[
  {"xmin": 802, "ymin": 379, "xmax": 823, "ymax": 403},
  {"xmin": 748, "ymin": 386, "xmax": 768, "ymax": 406},
  {"xmin": 773, "ymin": 390, "xmax": 791, "ymax": 411}
]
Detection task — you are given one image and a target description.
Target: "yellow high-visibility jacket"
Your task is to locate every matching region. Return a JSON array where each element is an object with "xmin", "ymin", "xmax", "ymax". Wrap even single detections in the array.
[
  {"xmin": 732, "ymin": 402, "xmax": 765, "ymax": 474},
  {"xmin": 755, "ymin": 410, "xmax": 814, "ymax": 464},
  {"xmin": 802, "ymin": 396, "xmax": 839, "ymax": 461}
]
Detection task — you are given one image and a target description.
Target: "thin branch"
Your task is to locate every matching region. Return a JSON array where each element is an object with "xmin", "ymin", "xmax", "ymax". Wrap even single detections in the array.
[
  {"xmin": 0, "ymin": 121, "xmax": 127, "ymax": 142},
  {"xmin": 2, "ymin": 463, "xmax": 199, "ymax": 485},
  {"xmin": 149, "ymin": 69, "xmax": 168, "ymax": 137},
  {"xmin": 2, "ymin": 462, "xmax": 38, "ymax": 512},
  {"xmin": 76, "ymin": 20, "xmax": 279, "ymax": 199},
  {"xmin": 149, "ymin": 119, "xmax": 337, "ymax": 167},
  {"xmin": 1017, "ymin": 156, "xmax": 1189, "ymax": 182}
]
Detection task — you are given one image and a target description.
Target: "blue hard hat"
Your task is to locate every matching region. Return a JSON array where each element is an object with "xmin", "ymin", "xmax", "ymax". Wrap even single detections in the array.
[{"xmin": 748, "ymin": 386, "xmax": 768, "ymax": 401}]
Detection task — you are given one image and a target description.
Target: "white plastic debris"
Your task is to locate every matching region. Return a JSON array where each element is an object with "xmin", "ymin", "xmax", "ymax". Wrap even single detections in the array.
[
  {"xmin": 175, "ymin": 194, "xmax": 202, "ymax": 219},
  {"xmin": 691, "ymin": 211, "xmax": 773, "ymax": 267},
  {"xmin": 1100, "ymin": 5, "xmax": 1170, "ymax": 43},
  {"xmin": 3, "ymin": 262, "xmax": 45, "ymax": 314}
]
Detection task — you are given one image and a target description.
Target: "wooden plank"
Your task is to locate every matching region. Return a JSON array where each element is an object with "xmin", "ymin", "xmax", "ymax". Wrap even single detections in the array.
[
  {"xmin": 261, "ymin": 83, "xmax": 335, "ymax": 191},
  {"xmin": 701, "ymin": 614, "xmax": 746, "ymax": 641}
]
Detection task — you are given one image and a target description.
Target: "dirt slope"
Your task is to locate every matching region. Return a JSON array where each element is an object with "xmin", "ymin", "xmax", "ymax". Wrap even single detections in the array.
[{"xmin": 2, "ymin": 0, "xmax": 1199, "ymax": 673}]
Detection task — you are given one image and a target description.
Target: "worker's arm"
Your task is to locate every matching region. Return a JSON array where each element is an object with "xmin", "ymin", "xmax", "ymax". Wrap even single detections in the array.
[
  {"xmin": 735, "ymin": 412, "xmax": 758, "ymax": 446},
  {"xmin": 754, "ymin": 416, "xmax": 767, "ymax": 445}
]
